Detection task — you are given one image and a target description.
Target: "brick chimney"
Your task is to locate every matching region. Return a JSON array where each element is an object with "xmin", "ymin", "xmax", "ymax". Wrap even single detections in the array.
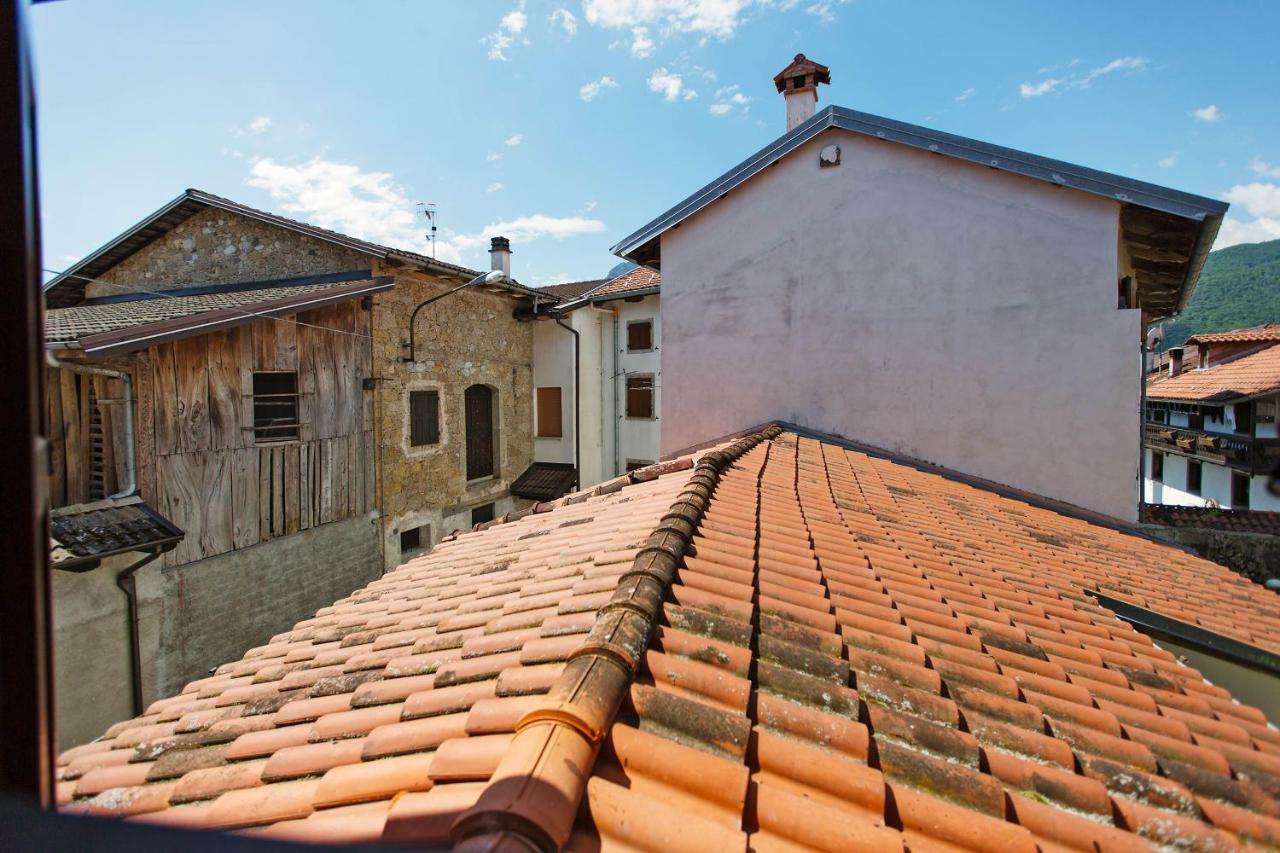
[
  {"xmin": 489, "ymin": 236, "xmax": 511, "ymax": 279},
  {"xmin": 773, "ymin": 54, "xmax": 831, "ymax": 132}
]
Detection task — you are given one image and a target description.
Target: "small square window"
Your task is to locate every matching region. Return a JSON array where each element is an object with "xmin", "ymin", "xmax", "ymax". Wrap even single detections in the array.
[
  {"xmin": 1186, "ymin": 460, "xmax": 1202, "ymax": 495},
  {"xmin": 253, "ymin": 372, "xmax": 300, "ymax": 443},
  {"xmin": 400, "ymin": 524, "xmax": 427, "ymax": 556},
  {"xmin": 627, "ymin": 320, "xmax": 653, "ymax": 352},
  {"xmin": 409, "ymin": 389, "xmax": 440, "ymax": 446},
  {"xmin": 471, "ymin": 503, "xmax": 496, "ymax": 526},
  {"xmin": 1150, "ymin": 452, "xmax": 1163, "ymax": 483},
  {"xmin": 626, "ymin": 375, "xmax": 654, "ymax": 419}
]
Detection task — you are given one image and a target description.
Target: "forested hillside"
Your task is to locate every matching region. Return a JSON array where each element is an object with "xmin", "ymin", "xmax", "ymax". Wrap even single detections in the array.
[{"xmin": 1161, "ymin": 239, "xmax": 1280, "ymax": 348}]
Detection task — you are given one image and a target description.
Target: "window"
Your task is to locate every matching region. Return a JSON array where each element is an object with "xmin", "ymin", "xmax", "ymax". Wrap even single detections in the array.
[
  {"xmin": 536, "ymin": 387, "xmax": 563, "ymax": 438},
  {"xmin": 1232, "ymin": 473, "xmax": 1250, "ymax": 510},
  {"xmin": 471, "ymin": 503, "xmax": 496, "ymax": 526},
  {"xmin": 627, "ymin": 320, "xmax": 653, "ymax": 352},
  {"xmin": 253, "ymin": 372, "xmax": 300, "ymax": 443},
  {"xmin": 409, "ymin": 390, "xmax": 440, "ymax": 446},
  {"xmin": 1186, "ymin": 460, "xmax": 1202, "ymax": 495},
  {"xmin": 400, "ymin": 524, "xmax": 427, "ymax": 556},
  {"xmin": 1234, "ymin": 402, "xmax": 1254, "ymax": 436},
  {"xmin": 625, "ymin": 459, "xmax": 654, "ymax": 472},
  {"xmin": 1187, "ymin": 412, "xmax": 1204, "ymax": 431},
  {"xmin": 626, "ymin": 375, "xmax": 655, "ymax": 419},
  {"xmin": 1150, "ymin": 452, "xmax": 1163, "ymax": 483},
  {"xmin": 464, "ymin": 384, "xmax": 496, "ymax": 480},
  {"xmin": 1151, "ymin": 409, "xmax": 1167, "ymax": 424}
]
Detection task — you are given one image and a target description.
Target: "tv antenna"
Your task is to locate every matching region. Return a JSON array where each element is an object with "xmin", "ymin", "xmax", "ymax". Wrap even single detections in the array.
[{"xmin": 417, "ymin": 202, "xmax": 438, "ymax": 258}]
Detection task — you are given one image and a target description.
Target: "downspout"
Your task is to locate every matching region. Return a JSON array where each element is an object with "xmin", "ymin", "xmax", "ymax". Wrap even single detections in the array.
[
  {"xmin": 115, "ymin": 551, "xmax": 161, "ymax": 717},
  {"xmin": 613, "ymin": 309, "xmax": 621, "ymax": 477},
  {"xmin": 553, "ymin": 315, "xmax": 581, "ymax": 489},
  {"xmin": 1138, "ymin": 335, "xmax": 1148, "ymax": 515},
  {"xmin": 45, "ymin": 350, "xmax": 137, "ymax": 499}
]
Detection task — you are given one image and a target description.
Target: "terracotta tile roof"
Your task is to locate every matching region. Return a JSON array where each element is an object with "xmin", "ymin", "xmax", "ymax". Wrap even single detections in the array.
[
  {"xmin": 58, "ymin": 429, "xmax": 1280, "ymax": 850},
  {"xmin": 535, "ymin": 279, "xmax": 606, "ymax": 301},
  {"xmin": 571, "ymin": 266, "xmax": 660, "ymax": 303},
  {"xmin": 1143, "ymin": 503, "xmax": 1280, "ymax": 536},
  {"xmin": 1147, "ymin": 341, "xmax": 1280, "ymax": 402},
  {"xmin": 1188, "ymin": 324, "xmax": 1280, "ymax": 345}
]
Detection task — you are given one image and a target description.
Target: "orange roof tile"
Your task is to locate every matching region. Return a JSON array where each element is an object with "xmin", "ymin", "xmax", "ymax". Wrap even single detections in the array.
[
  {"xmin": 1188, "ymin": 324, "xmax": 1280, "ymax": 345},
  {"xmin": 1147, "ymin": 340, "xmax": 1280, "ymax": 402},
  {"xmin": 576, "ymin": 265, "xmax": 659, "ymax": 302},
  {"xmin": 59, "ymin": 428, "xmax": 1280, "ymax": 850}
]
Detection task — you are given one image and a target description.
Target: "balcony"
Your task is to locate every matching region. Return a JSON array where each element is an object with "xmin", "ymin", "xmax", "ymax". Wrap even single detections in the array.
[{"xmin": 1144, "ymin": 422, "xmax": 1280, "ymax": 474}]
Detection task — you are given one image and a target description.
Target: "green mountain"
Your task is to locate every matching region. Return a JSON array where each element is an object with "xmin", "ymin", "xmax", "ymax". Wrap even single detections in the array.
[{"xmin": 1160, "ymin": 238, "xmax": 1280, "ymax": 349}]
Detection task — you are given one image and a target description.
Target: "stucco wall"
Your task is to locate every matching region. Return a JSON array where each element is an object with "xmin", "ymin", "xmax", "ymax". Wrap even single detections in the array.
[
  {"xmin": 90, "ymin": 206, "xmax": 369, "ymax": 297},
  {"xmin": 660, "ymin": 129, "xmax": 1141, "ymax": 520},
  {"xmin": 613, "ymin": 295, "xmax": 663, "ymax": 471},
  {"xmin": 370, "ymin": 263, "xmax": 535, "ymax": 564},
  {"xmin": 53, "ymin": 514, "xmax": 380, "ymax": 750}
]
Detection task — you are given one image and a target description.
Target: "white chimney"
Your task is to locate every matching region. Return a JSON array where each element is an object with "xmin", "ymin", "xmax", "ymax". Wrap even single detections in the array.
[
  {"xmin": 489, "ymin": 236, "xmax": 511, "ymax": 279},
  {"xmin": 773, "ymin": 53, "xmax": 831, "ymax": 132},
  {"xmin": 1168, "ymin": 347, "xmax": 1183, "ymax": 378}
]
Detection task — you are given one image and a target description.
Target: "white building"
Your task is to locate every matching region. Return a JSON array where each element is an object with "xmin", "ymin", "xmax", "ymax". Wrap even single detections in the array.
[
  {"xmin": 528, "ymin": 267, "xmax": 662, "ymax": 493},
  {"xmin": 608, "ymin": 54, "xmax": 1227, "ymax": 522},
  {"xmin": 1144, "ymin": 325, "xmax": 1280, "ymax": 512}
]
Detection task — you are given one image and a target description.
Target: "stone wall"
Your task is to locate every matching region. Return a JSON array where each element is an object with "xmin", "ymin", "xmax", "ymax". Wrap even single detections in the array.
[
  {"xmin": 53, "ymin": 514, "xmax": 381, "ymax": 750},
  {"xmin": 1140, "ymin": 524, "xmax": 1280, "ymax": 586},
  {"xmin": 369, "ymin": 262, "xmax": 535, "ymax": 565},
  {"xmin": 89, "ymin": 206, "xmax": 369, "ymax": 297}
]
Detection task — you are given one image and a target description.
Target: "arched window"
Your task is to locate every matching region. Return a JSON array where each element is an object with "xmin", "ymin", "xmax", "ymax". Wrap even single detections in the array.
[{"xmin": 464, "ymin": 384, "xmax": 496, "ymax": 479}]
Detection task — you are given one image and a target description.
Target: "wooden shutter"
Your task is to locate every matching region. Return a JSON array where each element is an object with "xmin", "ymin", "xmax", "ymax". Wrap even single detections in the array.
[
  {"xmin": 409, "ymin": 390, "xmax": 440, "ymax": 446},
  {"xmin": 536, "ymin": 387, "xmax": 563, "ymax": 437},
  {"xmin": 465, "ymin": 385, "xmax": 495, "ymax": 479},
  {"xmin": 627, "ymin": 320, "xmax": 653, "ymax": 352},
  {"xmin": 625, "ymin": 376, "xmax": 653, "ymax": 419}
]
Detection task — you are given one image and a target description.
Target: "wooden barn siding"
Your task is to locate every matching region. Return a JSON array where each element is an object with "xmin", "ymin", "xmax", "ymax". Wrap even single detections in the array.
[{"xmin": 46, "ymin": 369, "xmax": 128, "ymax": 507}]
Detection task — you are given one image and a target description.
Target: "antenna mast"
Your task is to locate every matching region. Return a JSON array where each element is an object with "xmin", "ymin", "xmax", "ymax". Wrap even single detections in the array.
[{"xmin": 417, "ymin": 202, "xmax": 438, "ymax": 258}]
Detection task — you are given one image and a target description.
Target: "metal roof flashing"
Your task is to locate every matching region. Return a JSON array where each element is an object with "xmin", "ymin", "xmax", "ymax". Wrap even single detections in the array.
[{"xmin": 611, "ymin": 106, "xmax": 1227, "ymax": 313}]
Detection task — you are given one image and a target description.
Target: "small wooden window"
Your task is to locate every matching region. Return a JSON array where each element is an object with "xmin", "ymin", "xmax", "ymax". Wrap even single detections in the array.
[
  {"xmin": 1186, "ymin": 460, "xmax": 1202, "ymax": 495},
  {"xmin": 471, "ymin": 503, "xmax": 496, "ymax": 526},
  {"xmin": 627, "ymin": 320, "xmax": 653, "ymax": 352},
  {"xmin": 626, "ymin": 375, "xmax": 654, "ymax": 419},
  {"xmin": 536, "ymin": 387, "xmax": 563, "ymax": 437},
  {"xmin": 1150, "ymin": 452, "xmax": 1163, "ymax": 483},
  {"xmin": 465, "ymin": 384, "xmax": 496, "ymax": 480},
  {"xmin": 1231, "ymin": 473, "xmax": 1250, "ymax": 510},
  {"xmin": 400, "ymin": 525, "xmax": 425, "ymax": 555},
  {"xmin": 253, "ymin": 372, "xmax": 300, "ymax": 443},
  {"xmin": 409, "ymin": 390, "xmax": 440, "ymax": 446}
]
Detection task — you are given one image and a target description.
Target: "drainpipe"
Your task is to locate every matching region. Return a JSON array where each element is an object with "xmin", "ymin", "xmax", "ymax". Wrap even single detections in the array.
[
  {"xmin": 1138, "ymin": 337, "xmax": 1148, "ymax": 516},
  {"xmin": 115, "ymin": 551, "xmax": 161, "ymax": 716},
  {"xmin": 552, "ymin": 316, "xmax": 580, "ymax": 489},
  {"xmin": 45, "ymin": 350, "xmax": 137, "ymax": 499}
]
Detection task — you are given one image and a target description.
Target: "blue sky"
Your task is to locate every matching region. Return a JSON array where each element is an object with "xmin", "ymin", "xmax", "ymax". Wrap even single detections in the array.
[{"xmin": 31, "ymin": 1, "xmax": 1280, "ymax": 287}]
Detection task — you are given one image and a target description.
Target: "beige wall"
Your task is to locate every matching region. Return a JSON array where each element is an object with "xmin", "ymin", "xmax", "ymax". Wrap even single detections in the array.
[
  {"xmin": 370, "ymin": 262, "xmax": 534, "ymax": 563},
  {"xmin": 660, "ymin": 129, "xmax": 1142, "ymax": 520}
]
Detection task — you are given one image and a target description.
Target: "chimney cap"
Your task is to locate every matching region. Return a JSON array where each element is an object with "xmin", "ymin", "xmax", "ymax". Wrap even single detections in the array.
[
  {"xmin": 773, "ymin": 53, "xmax": 831, "ymax": 93},
  {"xmin": 490, "ymin": 236, "xmax": 511, "ymax": 253}
]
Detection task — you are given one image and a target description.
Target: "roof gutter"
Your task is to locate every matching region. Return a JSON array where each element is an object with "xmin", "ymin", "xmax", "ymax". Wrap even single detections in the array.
[{"xmin": 45, "ymin": 351, "xmax": 137, "ymax": 500}]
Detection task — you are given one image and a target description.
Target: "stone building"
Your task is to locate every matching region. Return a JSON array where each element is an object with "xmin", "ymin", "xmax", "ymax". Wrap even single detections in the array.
[{"xmin": 42, "ymin": 189, "xmax": 550, "ymax": 747}]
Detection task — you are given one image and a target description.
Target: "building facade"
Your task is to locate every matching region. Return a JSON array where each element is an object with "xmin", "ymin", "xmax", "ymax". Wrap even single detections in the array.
[
  {"xmin": 610, "ymin": 57, "xmax": 1227, "ymax": 523},
  {"xmin": 1144, "ymin": 326, "xmax": 1280, "ymax": 512}
]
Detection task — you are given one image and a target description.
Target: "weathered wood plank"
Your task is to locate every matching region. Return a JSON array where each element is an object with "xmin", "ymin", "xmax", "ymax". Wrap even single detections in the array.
[
  {"xmin": 284, "ymin": 443, "xmax": 300, "ymax": 535},
  {"xmin": 297, "ymin": 311, "xmax": 317, "ymax": 443},
  {"xmin": 299, "ymin": 442, "xmax": 312, "ymax": 530},
  {"xmin": 152, "ymin": 342, "xmax": 180, "ymax": 456},
  {"xmin": 271, "ymin": 445, "xmax": 286, "ymax": 539},
  {"xmin": 231, "ymin": 447, "xmax": 260, "ymax": 549},
  {"xmin": 96, "ymin": 376, "xmax": 118, "ymax": 496},
  {"xmin": 134, "ymin": 356, "xmax": 157, "ymax": 505},
  {"xmin": 313, "ymin": 318, "xmax": 338, "ymax": 440},
  {"xmin": 207, "ymin": 328, "xmax": 242, "ymax": 451},
  {"xmin": 201, "ymin": 452, "xmax": 233, "ymax": 557},
  {"xmin": 259, "ymin": 446, "xmax": 273, "ymax": 541},
  {"xmin": 159, "ymin": 453, "xmax": 202, "ymax": 564},
  {"xmin": 60, "ymin": 371, "xmax": 87, "ymax": 504},
  {"xmin": 319, "ymin": 439, "xmax": 334, "ymax": 524},
  {"xmin": 174, "ymin": 336, "xmax": 211, "ymax": 453},
  {"xmin": 47, "ymin": 367, "xmax": 66, "ymax": 507}
]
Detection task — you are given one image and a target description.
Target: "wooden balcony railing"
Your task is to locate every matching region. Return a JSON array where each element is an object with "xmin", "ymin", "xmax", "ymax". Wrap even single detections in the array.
[{"xmin": 1144, "ymin": 422, "xmax": 1280, "ymax": 474}]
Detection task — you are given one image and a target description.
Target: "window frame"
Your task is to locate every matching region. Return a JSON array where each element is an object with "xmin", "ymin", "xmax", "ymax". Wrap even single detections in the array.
[
  {"xmin": 252, "ymin": 370, "xmax": 301, "ymax": 445},
  {"xmin": 626, "ymin": 319, "xmax": 655, "ymax": 353},
  {"xmin": 625, "ymin": 374, "xmax": 656, "ymax": 420}
]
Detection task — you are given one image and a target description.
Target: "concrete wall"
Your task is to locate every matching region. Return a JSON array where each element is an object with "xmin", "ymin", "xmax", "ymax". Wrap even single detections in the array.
[
  {"xmin": 91, "ymin": 206, "xmax": 369, "ymax": 297},
  {"xmin": 660, "ymin": 129, "xmax": 1141, "ymax": 520},
  {"xmin": 369, "ymin": 263, "xmax": 535, "ymax": 564},
  {"xmin": 53, "ymin": 514, "xmax": 380, "ymax": 750}
]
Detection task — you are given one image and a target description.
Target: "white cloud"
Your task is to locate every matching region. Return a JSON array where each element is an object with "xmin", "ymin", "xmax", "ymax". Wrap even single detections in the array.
[
  {"xmin": 248, "ymin": 115, "xmax": 271, "ymax": 134},
  {"xmin": 487, "ymin": 182, "xmax": 504, "ymax": 193},
  {"xmin": 630, "ymin": 26, "xmax": 654, "ymax": 57},
  {"xmin": 710, "ymin": 84, "xmax": 751, "ymax": 115},
  {"xmin": 579, "ymin": 75, "xmax": 619, "ymax": 101},
  {"xmin": 1158, "ymin": 153, "xmax": 1177, "ymax": 169},
  {"xmin": 582, "ymin": 200, "xmax": 597, "ymax": 212},
  {"xmin": 505, "ymin": 133, "xmax": 523, "ymax": 147},
  {"xmin": 648, "ymin": 67, "xmax": 692, "ymax": 101},
  {"xmin": 1193, "ymin": 104, "xmax": 1221, "ymax": 123},
  {"xmin": 246, "ymin": 156, "xmax": 464, "ymax": 264},
  {"xmin": 954, "ymin": 87, "xmax": 977, "ymax": 104},
  {"xmin": 550, "ymin": 8, "xmax": 578, "ymax": 36},
  {"xmin": 1215, "ymin": 182, "xmax": 1280, "ymax": 248},
  {"xmin": 584, "ymin": 0, "xmax": 751, "ymax": 39},
  {"xmin": 486, "ymin": 152, "xmax": 503, "ymax": 162},
  {"xmin": 451, "ymin": 214, "xmax": 607, "ymax": 252},
  {"xmin": 484, "ymin": 4, "xmax": 531, "ymax": 61},
  {"xmin": 1019, "ymin": 56, "xmax": 1148, "ymax": 98},
  {"xmin": 1252, "ymin": 157, "xmax": 1280, "ymax": 179}
]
